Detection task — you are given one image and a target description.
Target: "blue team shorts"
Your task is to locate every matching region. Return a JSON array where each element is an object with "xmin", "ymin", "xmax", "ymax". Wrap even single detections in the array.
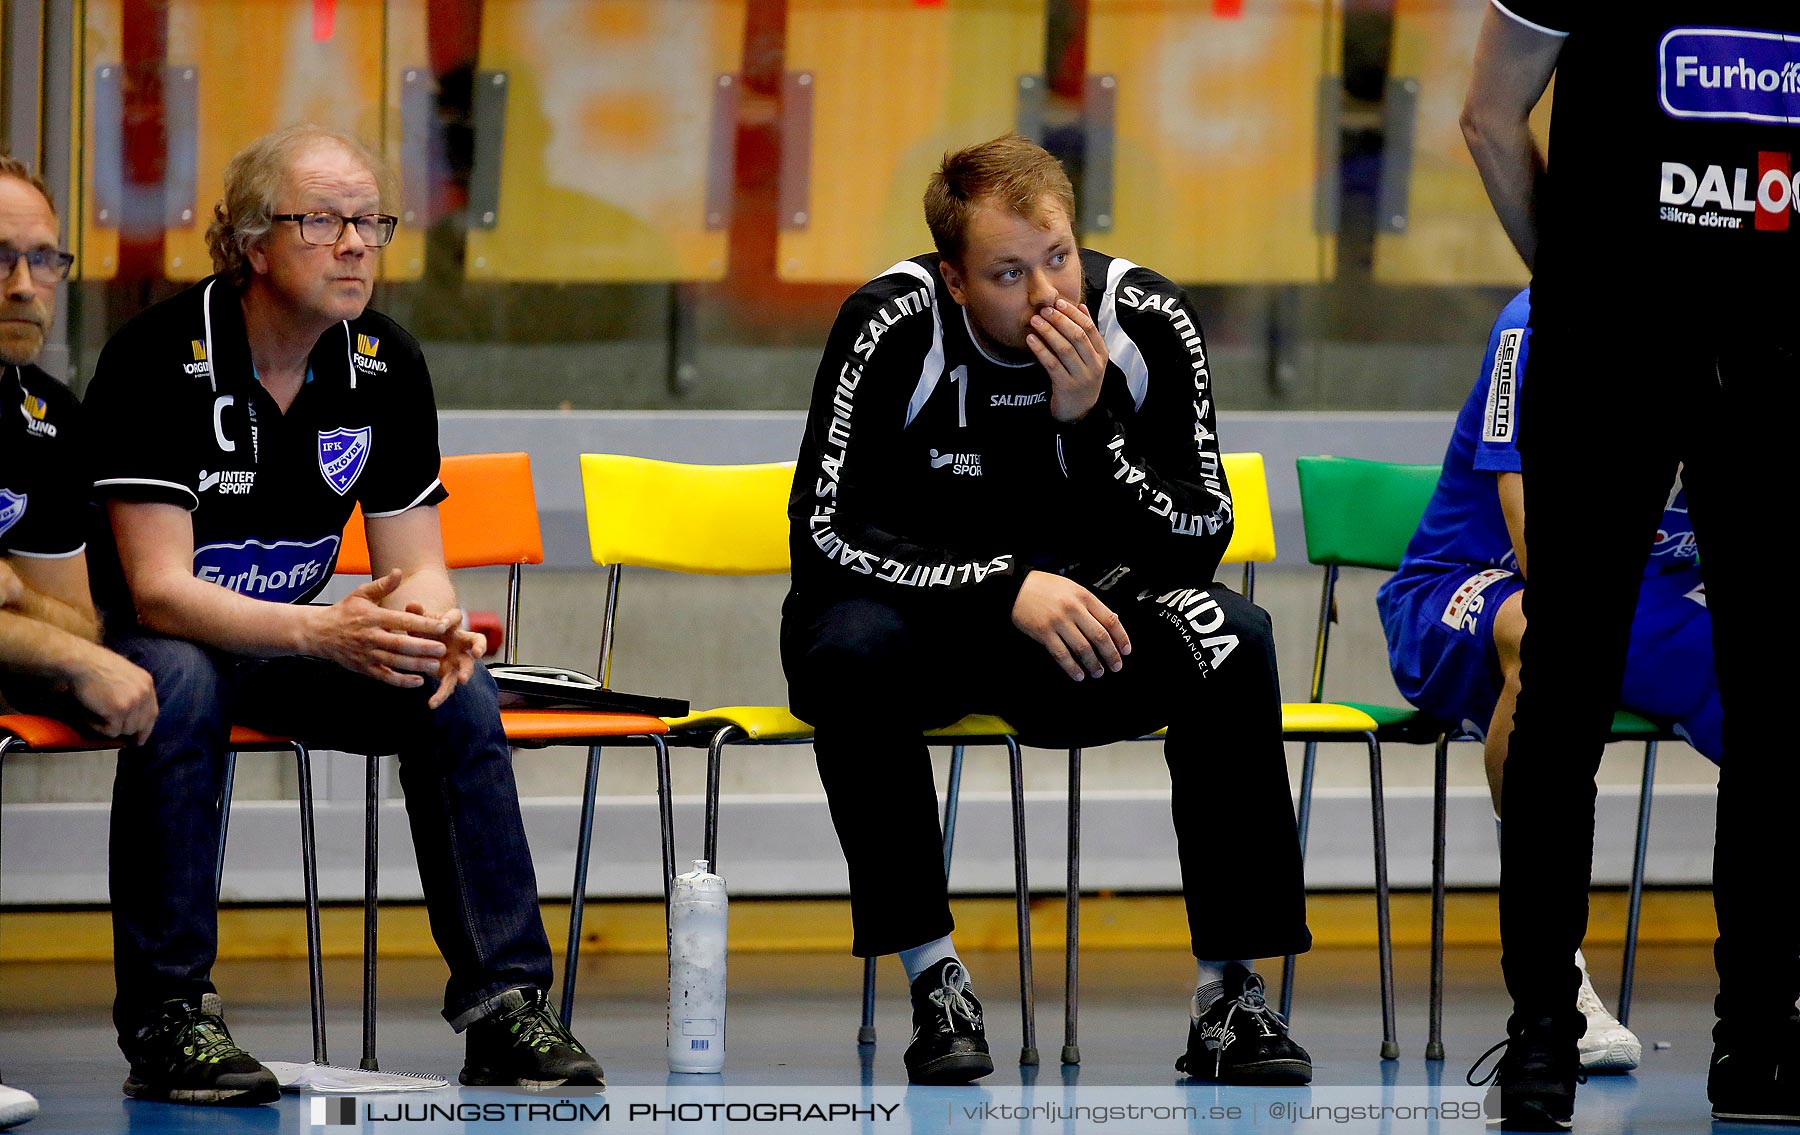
[
  {"xmin": 1379, "ymin": 565, "xmax": 1720, "ymax": 761},
  {"xmin": 1378, "ymin": 566, "xmax": 1527, "ymax": 734},
  {"xmin": 1622, "ymin": 570, "xmax": 1720, "ymax": 762}
]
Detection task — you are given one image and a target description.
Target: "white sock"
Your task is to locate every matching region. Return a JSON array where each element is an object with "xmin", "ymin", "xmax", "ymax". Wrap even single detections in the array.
[
  {"xmin": 1194, "ymin": 959, "xmax": 1252, "ymax": 1013},
  {"xmin": 899, "ymin": 935, "xmax": 960, "ymax": 984}
]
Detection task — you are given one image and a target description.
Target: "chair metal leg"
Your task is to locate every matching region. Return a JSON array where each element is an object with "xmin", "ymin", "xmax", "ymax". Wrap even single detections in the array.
[
  {"xmin": 0, "ymin": 742, "xmax": 11, "ymax": 960},
  {"xmin": 293, "ymin": 743, "xmax": 327, "ymax": 1066},
  {"xmin": 215, "ymin": 752, "xmax": 238, "ymax": 901},
  {"xmin": 1062, "ymin": 747, "xmax": 1082, "ymax": 1066},
  {"xmin": 858, "ymin": 957, "xmax": 878, "ymax": 1045},
  {"xmin": 1426, "ymin": 733, "xmax": 1450, "ymax": 1061},
  {"xmin": 361, "ymin": 754, "xmax": 381, "ymax": 1070},
  {"xmin": 1365, "ymin": 733, "xmax": 1399, "ymax": 1060},
  {"xmin": 1619, "ymin": 740, "xmax": 1658, "ymax": 1027},
  {"xmin": 561, "ymin": 744, "xmax": 603, "ymax": 1029},
  {"xmin": 654, "ymin": 735, "xmax": 676, "ymax": 924},
  {"xmin": 1007, "ymin": 737, "xmax": 1038, "ymax": 1066},
  {"xmin": 703, "ymin": 725, "xmax": 743, "ymax": 868},
  {"xmin": 1281, "ymin": 739, "xmax": 1320, "ymax": 1022},
  {"xmin": 942, "ymin": 745, "xmax": 966, "ymax": 877}
]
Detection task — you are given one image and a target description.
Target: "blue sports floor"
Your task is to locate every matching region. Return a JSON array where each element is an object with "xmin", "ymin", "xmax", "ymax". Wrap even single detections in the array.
[{"xmin": 1, "ymin": 944, "xmax": 1780, "ymax": 1133}]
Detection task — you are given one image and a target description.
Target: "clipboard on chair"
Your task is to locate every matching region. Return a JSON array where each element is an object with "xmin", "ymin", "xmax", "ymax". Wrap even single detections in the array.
[{"xmin": 487, "ymin": 664, "xmax": 688, "ymax": 718}]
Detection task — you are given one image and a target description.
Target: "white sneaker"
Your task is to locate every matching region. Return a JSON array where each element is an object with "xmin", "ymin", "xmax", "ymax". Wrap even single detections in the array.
[
  {"xmin": 0, "ymin": 1083, "xmax": 38, "ymax": 1129},
  {"xmin": 1575, "ymin": 949, "xmax": 1642, "ymax": 1072}
]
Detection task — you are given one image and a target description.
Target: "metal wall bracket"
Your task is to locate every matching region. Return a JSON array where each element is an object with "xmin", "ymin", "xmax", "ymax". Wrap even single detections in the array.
[
  {"xmin": 1315, "ymin": 75, "xmax": 1343, "ymax": 237},
  {"xmin": 777, "ymin": 71, "xmax": 814, "ymax": 231},
  {"xmin": 398, "ymin": 67, "xmax": 434, "ymax": 227},
  {"xmin": 467, "ymin": 69, "xmax": 509, "ymax": 230},
  {"xmin": 1080, "ymin": 73, "xmax": 1117, "ymax": 233},
  {"xmin": 1015, "ymin": 74, "xmax": 1047, "ymax": 144},
  {"xmin": 1377, "ymin": 76, "xmax": 1419, "ymax": 234},
  {"xmin": 705, "ymin": 74, "xmax": 740, "ymax": 230},
  {"xmin": 92, "ymin": 63, "xmax": 199, "ymax": 230}
]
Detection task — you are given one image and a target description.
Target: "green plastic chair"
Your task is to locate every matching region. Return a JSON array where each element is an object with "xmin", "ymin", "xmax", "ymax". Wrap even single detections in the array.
[{"xmin": 1295, "ymin": 455, "xmax": 1676, "ymax": 1060}]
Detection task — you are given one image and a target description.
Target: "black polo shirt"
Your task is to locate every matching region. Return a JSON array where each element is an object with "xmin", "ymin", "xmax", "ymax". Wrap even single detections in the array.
[
  {"xmin": 83, "ymin": 276, "xmax": 446, "ymax": 620},
  {"xmin": 0, "ymin": 363, "xmax": 86, "ymax": 560},
  {"xmin": 1495, "ymin": 0, "xmax": 1800, "ymax": 316}
]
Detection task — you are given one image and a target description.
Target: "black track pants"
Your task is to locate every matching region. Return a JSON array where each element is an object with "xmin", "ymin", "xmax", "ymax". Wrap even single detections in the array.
[
  {"xmin": 1500, "ymin": 310, "xmax": 1800, "ymax": 1043},
  {"xmin": 783, "ymin": 581, "xmax": 1311, "ymax": 961}
]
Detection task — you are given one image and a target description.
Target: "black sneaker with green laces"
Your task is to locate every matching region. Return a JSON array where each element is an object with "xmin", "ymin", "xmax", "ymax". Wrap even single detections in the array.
[
  {"xmin": 461, "ymin": 988, "xmax": 605, "ymax": 1090},
  {"xmin": 121, "ymin": 993, "xmax": 279, "ymax": 1106},
  {"xmin": 1176, "ymin": 964, "xmax": 1313, "ymax": 1085}
]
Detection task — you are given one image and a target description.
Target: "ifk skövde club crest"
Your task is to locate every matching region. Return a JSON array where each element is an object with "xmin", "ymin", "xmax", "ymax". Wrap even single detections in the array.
[
  {"xmin": 0, "ymin": 488, "xmax": 26, "ymax": 540},
  {"xmin": 317, "ymin": 427, "xmax": 372, "ymax": 496}
]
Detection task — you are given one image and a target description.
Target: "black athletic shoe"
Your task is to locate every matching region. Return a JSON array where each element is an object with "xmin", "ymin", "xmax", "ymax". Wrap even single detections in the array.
[
  {"xmin": 1468, "ymin": 1018, "xmax": 1582, "ymax": 1131},
  {"xmin": 1709, "ymin": 1016, "xmax": 1800, "ymax": 1125},
  {"xmin": 1176, "ymin": 964, "xmax": 1312, "ymax": 1084},
  {"xmin": 903, "ymin": 959, "xmax": 994, "ymax": 1085},
  {"xmin": 460, "ymin": 987, "xmax": 604, "ymax": 1090},
  {"xmin": 120, "ymin": 994, "xmax": 279, "ymax": 1106}
]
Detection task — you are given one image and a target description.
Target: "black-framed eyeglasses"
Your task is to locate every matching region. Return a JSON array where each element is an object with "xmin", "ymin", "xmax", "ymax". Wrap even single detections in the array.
[
  {"xmin": 272, "ymin": 212, "xmax": 399, "ymax": 247},
  {"xmin": 2, "ymin": 248, "xmax": 76, "ymax": 285}
]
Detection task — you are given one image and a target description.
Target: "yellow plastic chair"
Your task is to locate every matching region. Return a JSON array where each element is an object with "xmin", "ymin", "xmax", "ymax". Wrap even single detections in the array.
[
  {"xmin": 579, "ymin": 454, "xmax": 1041, "ymax": 1063},
  {"xmin": 581, "ymin": 451, "xmax": 1397, "ymax": 1065}
]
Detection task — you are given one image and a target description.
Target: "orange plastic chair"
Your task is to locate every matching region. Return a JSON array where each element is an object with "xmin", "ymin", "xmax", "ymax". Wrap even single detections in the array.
[
  {"xmin": 0, "ymin": 715, "xmax": 330, "ymax": 1063},
  {"xmin": 335, "ymin": 452, "xmax": 671, "ymax": 1060}
]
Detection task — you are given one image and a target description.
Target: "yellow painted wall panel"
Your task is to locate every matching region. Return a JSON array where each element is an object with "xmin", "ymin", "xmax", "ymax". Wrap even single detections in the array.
[
  {"xmin": 378, "ymin": 0, "xmax": 429, "ymax": 282},
  {"xmin": 163, "ymin": 0, "xmax": 391, "ymax": 281},
  {"xmin": 74, "ymin": 0, "xmax": 124, "ymax": 281},
  {"xmin": 1372, "ymin": 0, "xmax": 1549, "ymax": 286},
  {"xmin": 465, "ymin": 0, "xmax": 746, "ymax": 283},
  {"xmin": 1089, "ymin": 0, "xmax": 1337, "ymax": 284},
  {"xmin": 777, "ymin": 0, "xmax": 1047, "ymax": 283}
]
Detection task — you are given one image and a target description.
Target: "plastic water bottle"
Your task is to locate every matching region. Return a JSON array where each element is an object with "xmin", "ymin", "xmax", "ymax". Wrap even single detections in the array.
[{"xmin": 667, "ymin": 859, "xmax": 727, "ymax": 1073}]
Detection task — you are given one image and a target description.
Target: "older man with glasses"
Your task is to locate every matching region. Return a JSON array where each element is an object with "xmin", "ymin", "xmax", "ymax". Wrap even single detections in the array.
[{"xmin": 79, "ymin": 125, "xmax": 601, "ymax": 1106}]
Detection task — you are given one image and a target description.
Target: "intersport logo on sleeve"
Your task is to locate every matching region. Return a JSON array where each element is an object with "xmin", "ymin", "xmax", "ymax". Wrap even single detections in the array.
[{"xmin": 1661, "ymin": 28, "xmax": 1800, "ymax": 125}]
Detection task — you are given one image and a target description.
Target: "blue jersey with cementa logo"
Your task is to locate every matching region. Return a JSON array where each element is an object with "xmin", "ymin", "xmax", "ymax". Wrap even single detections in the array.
[{"xmin": 1386, "ymin": 288, "xmax": 1697, "ymax": 592}]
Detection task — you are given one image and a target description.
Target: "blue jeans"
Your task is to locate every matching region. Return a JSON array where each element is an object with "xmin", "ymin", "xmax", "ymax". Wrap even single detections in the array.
[{"xmin": 107, "ymin": 632, "xmax": 554, "ymax": 1042}]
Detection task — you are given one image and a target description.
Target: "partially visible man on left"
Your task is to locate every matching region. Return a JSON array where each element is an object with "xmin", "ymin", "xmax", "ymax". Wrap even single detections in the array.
[
  {"xmin": 80, "ymin": 125, "xmax": 602, "ymax": 1106},
  {"xmin": 1, "ymin": 154, "xmax": 161, "ymax": 1131}
]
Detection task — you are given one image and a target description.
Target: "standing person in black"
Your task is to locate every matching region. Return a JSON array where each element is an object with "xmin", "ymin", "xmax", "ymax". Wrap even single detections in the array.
[
  {"xmin": 783, "ymin": 134, "xmax": 1312, "ymax": 1086},
  {"xmin": 80, "ymin": 126, "xmax": 601, "ymax": 1105},
  {"xmin": 1463, "ymin": 2, "xmax": 1800, "ymax": 1127}
]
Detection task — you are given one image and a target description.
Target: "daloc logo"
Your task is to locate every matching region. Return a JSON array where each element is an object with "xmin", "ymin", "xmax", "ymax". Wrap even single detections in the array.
[
  {"xmin": 193, "ymin": 535, "xmax": 340, "ymax": 604},
  {"xmin": 0, "ymin": 488, "xmax": 26, "ymax": 541},
  {"xmin": 318, "ymin": 426, "xmax": 372, "ymax": 496}
]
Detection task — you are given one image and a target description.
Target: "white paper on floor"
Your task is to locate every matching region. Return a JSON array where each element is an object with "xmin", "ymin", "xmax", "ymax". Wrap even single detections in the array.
[{"xmin": 263, "ymin": 1061, "xmax": 448, "ymax": 1092}]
